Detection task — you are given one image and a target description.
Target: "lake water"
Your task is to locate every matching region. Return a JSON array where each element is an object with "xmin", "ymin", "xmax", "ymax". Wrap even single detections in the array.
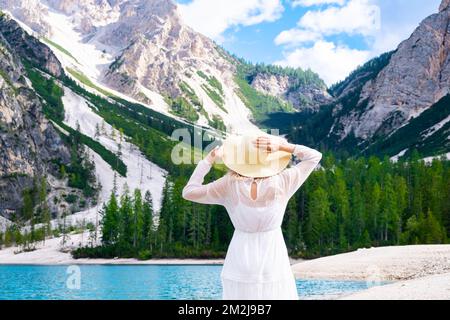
[{"xmin": 0, "ymin": 265, "xmax": 385, "ymax": 300}]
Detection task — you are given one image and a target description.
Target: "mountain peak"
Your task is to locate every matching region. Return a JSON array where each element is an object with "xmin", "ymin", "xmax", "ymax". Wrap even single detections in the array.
[
  {"xmin": 118, "ymin": 0, "xmax": 178, "ymax": 25},
  {"xmin": 440, "ymin": 0, "xmax": 450, "ymax": 12}
]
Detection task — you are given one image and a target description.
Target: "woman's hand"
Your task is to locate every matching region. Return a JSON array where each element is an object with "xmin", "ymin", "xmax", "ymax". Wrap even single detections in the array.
[
  {"xmin": 253, "ymin": 136, "xmax": 295, "ymax": 154},
  {"xmin": 206, "ymin": 145, "xmax": 223, "ymax": 164}
]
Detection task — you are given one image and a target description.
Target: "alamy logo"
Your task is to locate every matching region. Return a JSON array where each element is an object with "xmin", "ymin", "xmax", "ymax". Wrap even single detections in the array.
[
  {"xmin": 365, "ymin": 264, "xmax": 382, "ymax": 288},
  {"xmin": 66, "ymin": 265, "xmax": 81, "ymax": 290},
  {"xmin": 170, "ymin": 127, "xmax": 283, "ymax": 165}
]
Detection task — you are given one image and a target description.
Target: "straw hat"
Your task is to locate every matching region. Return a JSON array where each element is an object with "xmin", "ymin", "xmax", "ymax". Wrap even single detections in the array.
[{"xmin": 221, "ymin": 134, "xmax": 292, "ymax": 178}]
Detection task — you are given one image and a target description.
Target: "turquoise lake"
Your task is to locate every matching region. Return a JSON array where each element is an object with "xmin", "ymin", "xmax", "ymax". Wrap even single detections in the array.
[{"xmin": 0, "ymin": 265, "xmax": 382, "ymax": 300}]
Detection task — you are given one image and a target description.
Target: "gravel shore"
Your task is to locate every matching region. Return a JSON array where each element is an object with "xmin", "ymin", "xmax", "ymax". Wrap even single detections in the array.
[
  {"xmin": 292, "ymin": 245, "xmax": 450, "ymax": 300},
  {"xmin": 292, "ymin": 245, "xmax": 450, "ymax": 281}
]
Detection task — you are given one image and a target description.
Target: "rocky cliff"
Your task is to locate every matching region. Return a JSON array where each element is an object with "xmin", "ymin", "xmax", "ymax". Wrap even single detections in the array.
[
  {"xmin": 0, "ymin": 0, "xmax": 51, "ymax": 35},
  {"xmin": 250, "ymin": 72, "xmax": 331, "ymax": 111},
  {"xmin": 0, "ymin": 13, "xmax": 70, "ymax": 219},
  {"xmin": 268, "ymin": 0, "xmax": 450, "ymax": 159},
  {"xmin": 0, "ymin": 13, "xmax": 63, "ymax": 77},
  {"xmin": 100, "ymin": 0, "xmax": 234, "ymax": 98},
  {"xmin": 332, "ymin": 0, "xmax": 450, "ymax": 142}
]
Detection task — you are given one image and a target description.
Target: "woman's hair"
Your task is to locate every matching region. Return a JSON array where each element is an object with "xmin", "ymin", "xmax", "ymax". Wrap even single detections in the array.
[
  {"xmin": 228, "ymin": 169, "xmax": 269, "ymax": 181},
  {"xmin": 228, "ymin": 170, "xmax": 245, "ymax": 179}
]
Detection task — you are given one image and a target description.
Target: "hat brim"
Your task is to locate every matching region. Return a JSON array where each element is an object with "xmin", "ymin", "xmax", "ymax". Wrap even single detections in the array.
[{"xmin": 221, "ymin": 135, "xmax": 292, "ymax": 178}]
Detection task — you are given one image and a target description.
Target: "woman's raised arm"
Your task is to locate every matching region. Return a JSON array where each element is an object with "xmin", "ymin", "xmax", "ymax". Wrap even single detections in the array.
[
  {"xmin": 182, "ymin": 147, "xmax": 228, "ymax": 205},
  {"xmin": 278, "ymin": 143, "xmax": 323, "ymax": 197},
  {"xmin": 252, "ymin": 137, "xmax": 322, "ymax": 198}
]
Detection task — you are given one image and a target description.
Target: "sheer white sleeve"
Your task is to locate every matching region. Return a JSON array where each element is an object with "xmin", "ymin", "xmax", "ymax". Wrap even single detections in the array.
[
  {"xmin": 182, "ymin": 159, "xmax": 228, "ymax": 205},
  {"xmin": 278, "ymin": 144, "xmax": 322, "ymax": 197}
]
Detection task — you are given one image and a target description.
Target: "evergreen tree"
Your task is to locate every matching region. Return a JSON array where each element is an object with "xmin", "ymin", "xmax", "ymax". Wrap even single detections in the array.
[
  {"xmin": 283, "ymin": 196, "xmax": 299, "ymax": 251},
  {"xmin": 396, "ymin": 176, "xmax": 408, "ymax": 235},
  {"xmin": 22, "ymin": 189, "xmax": 34, "ymax": 222},
  {"xmin": 61, "ymin": 210, "xmax": 69, "ymax": 248},
  {"xmin": 306, "ymin": 187, "xmax": 332, "ymax": 254},
  {"xmin": 349, "ymin": 181, "xmax": 364, "ymax": 245},
  {"xmin": 366, "ymin": 182, "xmax": 381, "ymax": 243},
  {"xmin": 101, "ymin": 192, "xmax": 119, "ymax": 245},
  {"xmin": 142, "ymin": 191, "xmax": 154, "ymax": 248},
  {"xmin": 380, "ymin": 174, "xmax": 399, "ymax": 243},
  {"xmin": 22, "ymin": 187, "xmax": 35, "ymax": 248},
  {"xmin": 101, "ymin": 120, "xmax": 106, "ymax": 135},
  {"xmin": 118, "ymin": 191, "xmax": 133, "ymax": 253},
  {"xmin": 132, "ymin": 189, "xmax": 144, "ymax": 248},
  {"xmin": 330, "ymin": 167, "xmax": 350, "ymax": 248},
  {"xmin": 158, "ymin": 178, "xmax": 174, "ymax": 247},
  {"xmin": 423, "ymin": 209, "xmax": 446, "ymax": 244},
  {"xmin": 94, "ymin": 123, "xmax": 100, "ymax": 139},
  {"xmin": 60, "ymin": 164, "xmax": 66, "ymax": 179},
  {"xmin": 428, "ymin": 160, "xmax": 444, "ymax": 223},
  {"xmin": 39, "ymin": 177, "xmax": 51, "ymax": 243}
]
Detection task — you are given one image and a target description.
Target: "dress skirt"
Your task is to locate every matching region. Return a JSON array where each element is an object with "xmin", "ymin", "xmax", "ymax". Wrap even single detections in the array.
[
  {"xmin": 222, "ymin": 277, "xmax": 298, "ymax": 300},
  {"xmin": 220, "ymin": 228, "xmax": 299, "ymax": 300}
]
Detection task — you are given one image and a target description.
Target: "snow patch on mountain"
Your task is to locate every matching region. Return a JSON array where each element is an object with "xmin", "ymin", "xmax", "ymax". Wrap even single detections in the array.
[
  {"xmin": 0, "ymin": 216, "xmax": 12, "ymax": 233},
  {"xmin": 421, "ymin": 115, "xmax": 450, "ymax": 139},
  {"xmin": 61, "ymin": 87, "xmax": 167, "ymax": 213},
  {"xmin": 44, "ymin": 7, "xmax": 117, "ymax": 81},
  {"xmin": 423, "ymin": 152, "xmax": 450, "ymax": 163},
  {"xmin": 138, "ymin": 84, "xmax": 171, "ymax": 115},
  {"xmin": 47, "ymin": 149, "xmax": 111, "ymax": 231},
  {"xmin": 183, "ymin": 71, "xmax": 259, "ymax": 133},
  {"xmin": 390, "ymin": 148, "xmax": 408, "ymax": 162}
]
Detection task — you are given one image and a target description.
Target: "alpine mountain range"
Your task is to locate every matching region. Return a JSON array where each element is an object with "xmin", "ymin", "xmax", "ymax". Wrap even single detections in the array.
[{"xmin": 0, "ymin": 0, "xmax": 449, "ymax": 227}]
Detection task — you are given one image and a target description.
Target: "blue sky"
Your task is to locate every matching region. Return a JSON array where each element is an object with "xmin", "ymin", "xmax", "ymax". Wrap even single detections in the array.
[{"xmin": 176, "ymin": 0, "xmax": 441, "ymax": 86}]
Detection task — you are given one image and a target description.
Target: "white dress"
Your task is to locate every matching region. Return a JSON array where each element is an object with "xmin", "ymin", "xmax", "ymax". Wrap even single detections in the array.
[{"xmin": 182, "ymin": 144, "xmax": 322, "ymax": 300}]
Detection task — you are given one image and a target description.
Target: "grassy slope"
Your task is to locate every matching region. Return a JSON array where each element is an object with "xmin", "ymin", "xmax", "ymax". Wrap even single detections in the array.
[
  {"xmin": 67, "ymin": 67, "xmax": 115, "ymax": 98},
  {"xmin": 42, "ymin": 38, "xmax": 79, "ymax": 64}
]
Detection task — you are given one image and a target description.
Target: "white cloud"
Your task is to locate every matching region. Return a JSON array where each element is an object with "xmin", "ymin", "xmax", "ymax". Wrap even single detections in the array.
[
  {"xmin": 177, "ymin": 0, "xmax": 284, "ymax": 42},
  {"xmin": 291, "ymin": 0, "xmax": 346, "ymax": 7},
  {"xmin": 275, "ymin": 41, "xmax": 371, "ymax": 86},
  {"xmin": 274, "ymin": 28, "xmax": 321, "ymax": 46},
  {"xmin": 274, "ymin": 0, "xmax": 381, "ymax": 84},
  {"xmin": 274, "ymin": 0, "xmax": 381, "ymax": 48},
  {"xmin": 298, "ymin": 0, "xmax": 380, "ymax": 36},
  {"xmin": 369, "ymin": 0, "xmax": 441, "ymax": 55},
  {"xmin": 371, "ymin": 29, "xmax": 406, "ymax": 55}
]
